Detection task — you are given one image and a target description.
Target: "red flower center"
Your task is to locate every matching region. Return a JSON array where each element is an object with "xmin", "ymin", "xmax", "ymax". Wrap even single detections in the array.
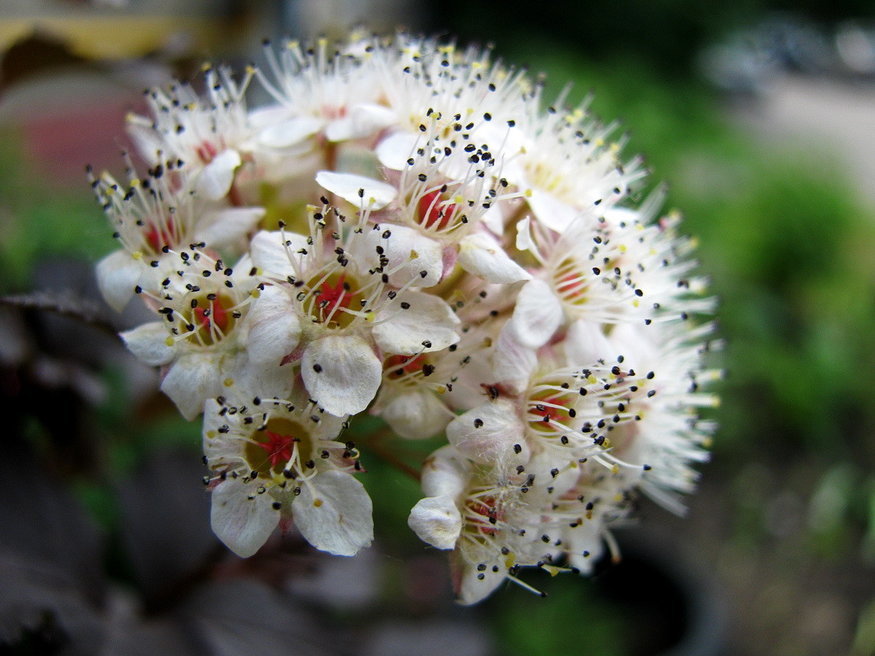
[
  {"xmin": 316, "ymin": 274, "xmax": 352, "ymax": 314},
  {"xmin": 256, "ymin": 431, "xmax": 297, "ymax": 470},
  {"xmin": 194, "ymin": 298, "xmax": 230, "ymax": 334},
  {"xmin": 417, "ymin": 190, "xmax": 457, "ymax": 230}
]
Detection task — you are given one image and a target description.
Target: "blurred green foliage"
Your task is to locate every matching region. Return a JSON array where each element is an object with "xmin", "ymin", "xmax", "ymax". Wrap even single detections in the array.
[{"xmin": 0, "ymin": 129, "xmax": 112, "ymax": 292}]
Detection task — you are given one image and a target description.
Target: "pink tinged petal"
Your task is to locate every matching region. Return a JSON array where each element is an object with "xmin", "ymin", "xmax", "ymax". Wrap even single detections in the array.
[
  {"xmin": 380, "ymin": 388, "xmax": 451, "ymax": 439},
  {"xmin": 509, "ymin": 279, "xmax": 564, "ymax": 348},
  {"xmin": 446, "ymin": 400, "xmax": 530, "ymax": 465},
  {"xmin": 161, "ymin": 353, "xmax": 223, "ymax": 420},
  {"xmin": 250, "ymin": 230, "xmax": 306, "ymax": 277},
  {"xmin": 457, "ymin": 232, "xmax": 531, "ymax": 284},
  {"xmin": 293, "ymin": 471, "xmax": 374, "ymax": 556},
  {"xmin": 96, "ymin": 250, "xmax": 141, "ymax": 312},
  {"xmin": 315, "ymin": 171, "xmax": 397, "ymax": 210},
  {"xmin": 121, "ymin": 321, "xmax": 176, "ymax": 367},
  {"xmin": 491, "ymin": 323, "xmax": 537, "ymax": 394},
  {"xmin": 373, "ymin": 291, "xmax": 460, "ymax": 356},
  {"xmin": 324, "ymin": 103, "xmax": 397, "ymax": 142},
  {"xmin": 564, "ymin": 319, "xmax": 614, "ymax": 367},
  {"xmin": 375, "ymin": 131, "xmax": 419, "ymax": 170},
  {"xmin": 421, "ymin": 445, "xmax": 470, "ymax": 498},
  {"xmin": 197, "ymin": 149, "xmax": 242, "ymax": 201},
  {"xmin": 256, "ymin": 116, "xmax": 323, "ymax": 148},
  {"xmin": 408, "ymin": 496, "xmax": 462, "ymax": 550},
  {"xmin": 302, "ymin": 335, "xmax": 381, "ymax": 416},
  {"xmin": 526, "ymin": 188, "xmax": 579, "ymax": 233},
  {"xmin": 369, "ymin": 224, "xmax": 443, "ymax": 287},
  {"xmin": 245, "ymin": 286, "xmax": 301, "ymax": 366},
  {"xmin": 210, "ymin": 478, "xmax": 280, "ymax": 558},
  {"xmin": 195, "ymin": 207, "xmax": 266, "ymax": 250}
]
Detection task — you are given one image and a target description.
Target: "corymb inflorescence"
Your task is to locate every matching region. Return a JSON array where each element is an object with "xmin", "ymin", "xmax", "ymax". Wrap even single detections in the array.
[{"xmin": 92, "ymin": 33, "xmax": 719, "ymax": 604}]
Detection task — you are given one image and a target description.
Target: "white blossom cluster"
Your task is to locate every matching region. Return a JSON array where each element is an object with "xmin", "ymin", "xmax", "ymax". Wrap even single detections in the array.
[{"xmin": 91, "ymin": 33, "xmax": 719, "ymax": 604}]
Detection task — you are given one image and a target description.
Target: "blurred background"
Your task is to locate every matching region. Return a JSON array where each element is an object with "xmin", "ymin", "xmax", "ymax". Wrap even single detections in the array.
[{"xmin": 2, "ymin": 1, "xmax": 875, "ymax": 655}]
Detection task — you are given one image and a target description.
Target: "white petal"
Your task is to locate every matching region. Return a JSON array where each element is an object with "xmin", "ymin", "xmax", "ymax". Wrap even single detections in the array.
[
  {"xmin": 294, "ymin": 471, "xmax": 374, "ymax": 556},
  {"xmin": 324, "ymin": 103, "xmax": 397, "ymax": 142},
  {"xmin": 161, "ymin": 353, "xmax": 222, "ymax": 420},
  {"xmin": 96, "ymin": 250, "xmax": 142, "ymax": 312},
  {"xmin": 302, "ymin": 335, "xmax": 381, "ymax": 416},
  {"xmin": 445, "ymin": 400, "xmax": 529, "ymax": 465},
  {"xmin": 365, "ymin": 224, "xmax": 443, "ymax": 287},
  {"xmin": 491, "ymin": 323, "xmax": 536, "ymax": 394},
  {"xmin": 245, "ymin": 285, "xmax": 301, "ymax": 366},
  {"xmin": 211, "ymin": 477, "xmax": 279, "ymax": 558},
  {"xmin": 121, "ymin": 321, "xmax": 176, "ymax": 366},
  {"xmin": 526, "ymin": 188, "xmax": 579, "ymax": 233},
  {"xmin": 451, "ymin": 549, "xmax": 505, "ymax": 605},
  {"xmin": 195, "ymin": 207, "xmax": 265, "ymax": 250},
  {"xmin": 515, "ymin": 216, "xmax": 536, "ymax": 253},
  {"xmin": 250, "ymin": 230, "xmax": 307, "ymax": 277},
  {"xmin": 315, "ymin": 171, "xmax": 397, "ymax": 210},
  {"xmin": 379, "ymin": 388, "xmax": 451, "ymax": 439},
  {"xmin": 375, "ymin": 131, "xmax": 419, "ymax": 170},
  {"xmin": 509, "ymin": 279, "xmax": 564, "ymax": 348},
  {"xmin": 196, "ymin": 149, "xmax": 241, "ymax": 201},
  {"xmin": 257, "ymin": 116, "xmax": 323, "ymax": 148},
  {"xmin": 457, "ymin": 232, "xmax": 531, "ymax": 283},
  {"xmin": 564, "ymin": 319, "xmax": 614, "ymax": 367},
  {"xmin": 421, "ymin": 444, "xmax": 470, "ymax": 498},
  {"xmin": 408, "ymin": 496, "xmax": 461, "ymax": 550},
  {"xmin": 373, "ymin": 291, "xmax": 460, "ymax": 355},
  {"xmin": 481, "ymin": 203, "xmax": 505, "ymax": 235}
]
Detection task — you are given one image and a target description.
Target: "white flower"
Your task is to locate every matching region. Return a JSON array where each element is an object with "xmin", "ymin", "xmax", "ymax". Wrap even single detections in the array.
[
  {"xmin": 90, "ymin": 161, "xmax": 264, "ymax": 310},
  {"xmin": 204, "ymin": 392, "xmax": 373, "ymax": 557},
  {"xmin": 255, "ymin": 36, "xmax": 395, "ymax": 146},
  {"xmin": 248, "ymin": 202, "xmax": 461, "ymax": 417},
  {"xmin": 127, "ymin": 66, "xmax": 256, "ymax": 201},
  {"xmin": 120, "ymin": 249, "xmax": 284, "ymax": 419}
]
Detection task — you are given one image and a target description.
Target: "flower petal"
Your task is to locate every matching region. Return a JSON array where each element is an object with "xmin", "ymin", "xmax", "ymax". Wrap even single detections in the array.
[
  {"xmin": 445, "ymin": 399, "xmax": 529, "ymax": 466},
  {"xmin": 373, "ymin": 291, "xmax": 460, "ymax": 355},
  {"xmin": 365, "ymin": 223, "xmax": 443, "ymax": 287},
  {"xmin": 96, "ymin": 250, "xmax": 142, "ymax": 312},
  {"xmin": 210, "ymin": 477, "xmax": 280, "ymax": 558},
  {"xmin": 375, "ymin": 131, "xmax": 419, "ymax": 170},
  {"xmin": 564, "ymin": 319, "xmax": 614, "ymax": 367},
  {"xmin": 195, "ymin": 207, "xmax": 266, "ymax": 250},
  {"xmin": 161, "ymin": 353, "xmax": 223, "ymax": 420},
  {"xmin": 245, "ymin": 285, "xmax": 301, "ymax": 367},
  {"xmin": 420, "ymin": 445, "xmax": 470, "ymax": 498},
  {"xmin": 379, "ymin": 388, "xmax": 451, "ymax": 439},
  {"xmin": 302, "ymin": 335, "xmax": 381, "ymax": 416},
  {"xmin": 121, "ymin": 321, "xmax": 176, "ymax": 367},
  {"xmin": 257, "ymin": 116, "xmax": 323, "ymax": 148},
  {"xmin": 491, "ymin": 322, "xmax": 537, "ymax": 394},
  {"xmin": 197, "ymin": 149, "xmax": 241, "ymax": 201},
  {"xmin": 457, "ymin": 232, "xmax": 531, "ymax": 283},
  {"xmin": 408, "ymin": 496, "xmax": 461, "ymax": 550},
  {"xmin": 509, "ymin": 279, "xmax": 563, "ymax": 348},
  {"xmin": 294, "ymin": 471, "xmax": 374, "ymax": 556},
  {"xmin": 526, "ymin": 187, "xmax": 579, "ymax": 233},
  {"xmin": 250, "ymin": 230, "xmax": 308, "ymax": 277},
  {"xmin": 315, "ymin": 171, "xmax": 397, "ymax": 210},
  {"xmin": 325, "ymin": 103, "xmax": 397, "ymax": 142}
]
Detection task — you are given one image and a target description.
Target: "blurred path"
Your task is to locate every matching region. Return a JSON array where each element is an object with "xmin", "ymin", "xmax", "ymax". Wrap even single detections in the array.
[{"xmin": 731, "ymin": 75, "xmax": 875, "ymax": 206}]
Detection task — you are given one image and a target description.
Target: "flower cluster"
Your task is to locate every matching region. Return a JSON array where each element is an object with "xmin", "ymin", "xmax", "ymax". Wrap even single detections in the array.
[{"xmin": 91, "ymin": 33, "xmax": 719, "ymax": 604}]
